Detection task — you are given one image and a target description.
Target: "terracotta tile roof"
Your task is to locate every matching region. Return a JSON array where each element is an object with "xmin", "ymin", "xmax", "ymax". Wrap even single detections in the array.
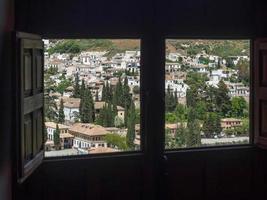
[
  {"xmin": 45, "ymin": 122, "xmax": 70, "ymax": 129},
  {"xmin": 88, "ymin": 147, "xmax": 118, "ymax": 154},
  {"xmin": 64, "ymin": 100, "xmax": 80, "ymax": 108},
  {"xmin": 94, "ymin": 101, "xmax": 106, "ymax": 110},
  {"xmin": 60, "ymin": 133, "xmax": 74, "ymax": 139},
  {"xmin": 95, "ymin": 101, "xmax": 124, "ymax": 111},
  {"xmin": 69, "ymin": 123, "xmax": 108, "ymax": 136}
]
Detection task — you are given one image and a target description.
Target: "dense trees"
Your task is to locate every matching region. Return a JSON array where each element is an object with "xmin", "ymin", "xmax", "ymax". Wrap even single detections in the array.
[
  {"xmin": 79, "ymin": 87, "xmax": 95, "ymax": 123},
  {"xmin": 186, "ymin": 108, "xmax": 201, "ymax": 147},
  {"xmin": 236, "ymin": 59, "xmax": 250, "ymax": 86},
  {"xmin": 166, "ymin": 70, "xmax": 249, "ymax": 148},
  {"xmin": 104, "ymin": 133, "xmax": 127, "ymax": 150},
  {"xmin": 44, "ymin": 95, "xmax": 58, "ymax": 122},
  {"xmin": 202, "ymin": 112, "xmax": 222, "ymax": 138},
  {"xmin": 96, "ymin": 103, "xmax": 115, "ymax": 127},
  {"xmin": 231, "ymin": 96, "xmax": 248, "ymax": 118},
  {"xmin": 215, "ymin": 80, "xmax": 231, "ymax": 117}
]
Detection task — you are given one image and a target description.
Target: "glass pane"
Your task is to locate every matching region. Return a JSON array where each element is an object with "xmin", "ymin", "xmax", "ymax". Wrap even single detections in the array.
[
  {"xmin": 165, "ymin": 39, "xmax": 250, "ymax": 149},
  {"xmin": 43, "ymin": 39, "xmax": 141, "ymax": 156}
]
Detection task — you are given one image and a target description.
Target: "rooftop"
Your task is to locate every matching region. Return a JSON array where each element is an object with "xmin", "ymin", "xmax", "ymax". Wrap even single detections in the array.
[
  {"xmin": 69, "ymin": 123, "xmax": 108, "ymax": 136},
  {"xmin": 45, "ymin": 122, "xmax": 70, "ymax": 129}
]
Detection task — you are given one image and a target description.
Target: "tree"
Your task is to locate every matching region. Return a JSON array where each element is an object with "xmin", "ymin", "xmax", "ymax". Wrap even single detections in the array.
[
  {"xmin": 215, "ymin": 80, "xmax": 231, "ymax": 117},
  {"xmin": 186, "ymin": 108, "xmax": 201, "ymax": 147},
  {"xmin": 96, "ymin": 102, "xmax": 114, "ymax": 127},
  {"xmin": 202, "ymin": 112, "xmax": 222, "ymax": 138},
  {"xmin": 54, "ymin": 124, "xmax": 61, "ymax": 150},
  {"xmin": 174, "ymin": 122, "xmax": 187, "ymax": 148},
  {"xmin": 165, "ymin": 85, "xmax": 176, "ymax": 112},
  {"xmin": 195, "ymin": 101, "xmax": 207, "ymax": 120},
  {"xmin": 231, "ymin": 96, "xmax": 248, "ymax": 118},
  {"xmin": 165, "ymin": 129, "xmax": 175, "ymax": 149},
  {"xmin": 225, "ymin": 57, "xmax": 235, "ymax": 68},
  {"xmin": 44, "ymin": 95, "xmax": 58, "ymax": 122},
  {"xmin": 58, "ymin": 98, "xmax": 65, "ymax": 123},
  {"xmin": 126, "ymin": 102, "xmax": 136, "ymax": 150},
  {"xmin": 95, "ymin": 90, "xmax": 99, "ymax": 102},
  {"xmin": 165, "ymin": 113, "xmax": 177, "ymax": 123},
  {"xmin": 104, "ymin": 133, "xmax": 127, "ymax": 150},
  {"xmin": 101, "ymin": 82, "xmax": 107, "ymax": 101},
  {"xmin": 122, "ymin": 77, "xmax": 132, "ymax": 109},
  {"xmin": 236, "ymin": 59, "xmax": 249, "ymax": 86},
  {"xmin": 80, "ymin": 79, "xmax": 86, "ymax": 98},
  {"xmin": 114, "ymin": 77, "xmax": 123, "ymax": 106},
  {"xmin": 73, "ymin": 73, "xmax": 80, "ymax": 98},
  {"xmin": 175, "ymin": 103, "xmax": 187, "ymax": 121},
  {"xmin": 56, "ymin": 78, "xmax": 72, "ymax": 95},
  {"xmin": 80, "ymin": 87, "xmax": 95, "ymax": 123}
]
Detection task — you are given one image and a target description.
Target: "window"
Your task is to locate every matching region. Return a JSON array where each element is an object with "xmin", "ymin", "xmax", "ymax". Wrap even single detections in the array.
[
  {"xmin": 43, "ymin": 39, "xmax": 141, "ymax": 157},
  {"xmin": 165, "ymin": 39, "xmax": 250, "ymax": 149}
]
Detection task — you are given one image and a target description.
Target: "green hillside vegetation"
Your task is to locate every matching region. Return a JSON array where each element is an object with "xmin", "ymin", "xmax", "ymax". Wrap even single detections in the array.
[
  {"xmin": 47, "ymin": 39, "xmax": 140, "ymax": 57},
  {"xmin": 166, "ymin": 39, "xmax": 250, "ymax": 58},
  {"xmin": 47, "ymin": 39, "xmax": 250, "ymax": 60}
]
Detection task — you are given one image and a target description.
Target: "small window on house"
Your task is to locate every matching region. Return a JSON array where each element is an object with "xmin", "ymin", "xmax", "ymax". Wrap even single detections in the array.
[
  {"xmin": 44, "ymin": 39, "xmax": 141, "ymax": 157},
  {"xmin": 165, "ymin": 39, "xmax": 250, "ymax": 149}
]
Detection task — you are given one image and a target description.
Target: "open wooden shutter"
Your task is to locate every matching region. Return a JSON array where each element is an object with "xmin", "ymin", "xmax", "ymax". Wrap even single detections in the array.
[
  {"xmin": 16, "ymin": 32, "xmax": 44, "ymax": 183},
  {"xmin": 254, "ymin": 38, "xmax": 267, "ymax": 149}
]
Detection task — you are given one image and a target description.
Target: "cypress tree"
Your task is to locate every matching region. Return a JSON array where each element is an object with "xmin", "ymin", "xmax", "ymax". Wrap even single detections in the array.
[
  {"xmin": 174, "ymin": 89, "xmax": 178, "ymax": 105},
  {"xmin": 58, "ymin": 98, "xmax": 65, "ymax": 124},
  {"xmin": 216, "ymin": 80, "xmax": 231, "ymax": 117},
  {"xmin": 186, "ymin": 108, "xmax": 201, "ymax": 147},
  {"xmin": 124, "ymin": 102, "xmax": 129, "ymax": 127},
  {"xmin": 122, "ymin": 77, "xmax": 131, "ymax": 109},
  {"xmin": 81, "ymin": 87, "xmax": 95, "ymax": 123},
  {"xmin": 107, "ymin": 102, "xmax": 114, "ymax": 127},
  {"xmin": 126, "ymin": 102, "xmax": 136, "ymax": 150},
  {"xmin": 79, "ymin": 94, "xmax": 84, "ymax": 122},
  {"xmin": 95, "ymin": 90, "xmax": 99, "ymax": 102},
  {"xmin": 165, "ymin": 85, "xmax": 176, "ymax": 112},
  {"xmin": 80, "ymin": 79, "xmax": 86, "ymax": 98},
  {"xmin": 96, "ymin": 104, "xmax": 106, "ymax": 126},
  {"xmin": 54, "ymin": 124, "xmax": 61, "ymax": 150},
  {"xmin": 114, "ymin": 77, "xmax": 123, "ymax": 106},
  {"xmin": 101, "ymin": 82, "xmax": 106, "ymax": 101},
  {"xmin": 113, "ymin": 103, "xmax": 118, "ymax": 120},
  {"xmin": 73, "ymin": 73, "xmax": 80, "ymax": 98}
]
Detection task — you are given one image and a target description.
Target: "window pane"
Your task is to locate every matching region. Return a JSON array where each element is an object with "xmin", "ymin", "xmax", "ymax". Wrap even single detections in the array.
[
  {"xmin": 43, "ymin": 39, "xmax": 141, "ymax": 157},
  {"xmin": 165, "ymin": 39, "xmax": 250, "ymax": 149}
]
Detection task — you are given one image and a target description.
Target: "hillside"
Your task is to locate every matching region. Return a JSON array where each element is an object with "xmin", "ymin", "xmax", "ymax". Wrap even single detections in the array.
[
  {"xmin": 166, "ymin": 39, "xmax": 250, "ymax": 57},
  {"xmin": 47, "ymin": 39, "xmax": 250, "ymax": 58},
  {"xmin": 47, "ymin": 39, "xmax": 140, "ymax": 57}
]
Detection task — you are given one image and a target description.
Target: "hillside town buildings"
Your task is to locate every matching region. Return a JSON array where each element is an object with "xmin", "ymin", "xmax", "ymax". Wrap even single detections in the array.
[{"xmin": 44, "ymin": 39, "xmax": 250, "ymax": 154}]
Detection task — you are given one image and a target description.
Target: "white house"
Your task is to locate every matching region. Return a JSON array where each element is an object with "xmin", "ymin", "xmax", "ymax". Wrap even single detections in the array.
[
  {"xmin": 45, "ymin": 122, "xmax": 73, "ymax": 150},
  {"xmin": 69, "ymin": 123, "xmax": 108, "ymax": 150},
  {"xmin": 165, "ymin": 62, "xmax": 180, "ymax": 73},
  {"xmin": 165, "ymin": 79, "xmax": 189, "ymax": 98}
]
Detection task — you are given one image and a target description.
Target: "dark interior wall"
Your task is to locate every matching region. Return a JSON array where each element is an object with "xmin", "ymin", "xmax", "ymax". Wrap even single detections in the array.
[
  {"xmin": 17, "ymin": 154, "xmax": 144, "ymax": 200},
  {"xmin": 0, "ymin": 0, "xmax": 14, "ymax": 200},
  {"xmin": 15, "ymin": 0, "xmax": 266, "ymax": 38},
  {"xmin": 11, "ymin": 1, "xmax": 267, "ymax": 200}
]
